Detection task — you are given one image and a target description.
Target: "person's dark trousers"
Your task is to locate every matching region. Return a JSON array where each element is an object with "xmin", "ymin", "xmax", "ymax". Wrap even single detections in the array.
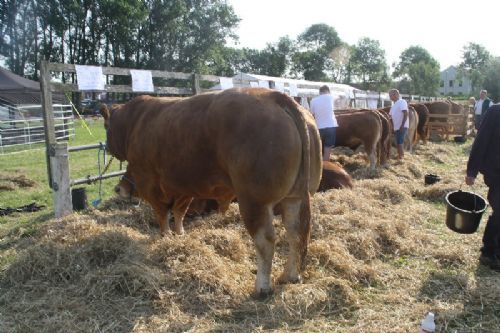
[
  {"xmin": 481, "ymin": 176, "xmax": 500, "ymax": 257},
  {"xmin": 474, "ymin": 114, "xmax": 482, "ymax": 130}
]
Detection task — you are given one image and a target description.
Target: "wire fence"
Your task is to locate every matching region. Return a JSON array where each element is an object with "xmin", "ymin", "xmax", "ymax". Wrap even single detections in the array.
[{"xmin": 0, "ymin": 102, "xmax": 74, "ymax": 154}]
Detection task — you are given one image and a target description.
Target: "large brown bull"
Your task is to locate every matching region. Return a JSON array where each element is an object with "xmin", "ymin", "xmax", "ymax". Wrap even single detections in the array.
[
  {"xmin": 100, "ymin": 88, "xmax": 322, "ymax": 297},
  {"xmin": 334, "ymin": 109, "xmax": 383, "ymax": 169}
]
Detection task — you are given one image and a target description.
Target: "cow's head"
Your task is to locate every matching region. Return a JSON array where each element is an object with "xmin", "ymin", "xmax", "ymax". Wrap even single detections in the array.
[
  {"xmin": 100, "ymin": 103, "xmax": 128, "ymax": 161},
  {"xmin": 115, "ymin": 169, "xmax": 138, "ymax": 201}
]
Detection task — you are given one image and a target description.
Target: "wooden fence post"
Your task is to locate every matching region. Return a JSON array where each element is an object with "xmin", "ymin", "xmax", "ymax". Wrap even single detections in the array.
[
  {"xmin": 50, "ymin": 142, "xmax": 72, "ymax": 217},
  {"xmin": 40, "ymin": 60, "xmax": 57, "ymax": 189},
  {"xmin": 191, "ymin": 73, "xmax": 201, "ymax": 95}
]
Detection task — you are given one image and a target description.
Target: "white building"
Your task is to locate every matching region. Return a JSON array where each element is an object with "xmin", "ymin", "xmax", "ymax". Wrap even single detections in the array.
[{"xmin": 439, "ymin": 66, "xmax": 472, "ymax": 96}]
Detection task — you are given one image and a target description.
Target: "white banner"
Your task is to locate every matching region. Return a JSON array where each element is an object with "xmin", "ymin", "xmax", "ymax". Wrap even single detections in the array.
[
  {"xmin": 75, "ymin": 65, "xmax": 105, "ymax": 91},
  {"xmin": 274, "ymin": 81, "xmax": 285, "ymax": 93},
  {"xmin": 219, "ymin": 77, "xmax": 234, "ymax": 90},
  {"xmin": 130, "ymin": 69, "xmax": 154, "ymax": 92},
  {"xmin": 289, "ymin": 83, "xmax": 298, "ymax": 97},
  {"xmin": 258, "ymin": 80, "xmax": 269, "ymax": 88}
]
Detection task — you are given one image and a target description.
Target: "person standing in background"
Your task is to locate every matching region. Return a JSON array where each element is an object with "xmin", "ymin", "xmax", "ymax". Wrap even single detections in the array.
[
  {"xmin": 310, "ymin": 85, "xmax": 338, "ymax": 161},
  {"xmin": 388, "ymin": 89, "xmax": 409, "ymax": 162},
  {"xmin": 474, "ymin": 90, "xmax": 493, "ymax": 130}
]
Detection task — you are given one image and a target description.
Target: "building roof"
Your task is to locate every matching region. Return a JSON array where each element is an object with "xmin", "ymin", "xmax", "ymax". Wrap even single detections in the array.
[{"xmin": 0, "ymin": 66, "xmax": 65, "ymax": 105}]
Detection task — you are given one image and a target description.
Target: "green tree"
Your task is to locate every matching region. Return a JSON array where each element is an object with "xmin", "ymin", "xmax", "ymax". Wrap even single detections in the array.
[
  {"xmin": 259, "ymin": 36, "xmax": 295, "ymax": 77},
  {"xmin": 393, "ymin": 46, "xmax": 440, "ymax": 95},
  {"xmin": 0, "ymin": 0, "xmax": 39, "ymax": 77},
  {"xmin": 204, "ymin": 46, "xmax": 245, "ymax": 77},
  {"xmin": 232, "ymin": 37, "xmax": 295, "ymax": 77},
  {"xmin": 459, "ymin": 42, "xmax": 492, "ymax": 93},
  {"xmin": 145, "ymin": 0, "xmax": 239, "ymax": 73},
  {"xmin": 101, "ymin": 0, "xmax": 148, "ymax": 69},
  {"xmin": 483, "ymin": 57, "xmax": 500, "ymax": 102},
  {"xmin": 292, "ymin": 24, "xmax": 341, "ymax": 81},
  {"xmin": 350, "ymin": 37, "xmax": 388, "ymax": 90}
]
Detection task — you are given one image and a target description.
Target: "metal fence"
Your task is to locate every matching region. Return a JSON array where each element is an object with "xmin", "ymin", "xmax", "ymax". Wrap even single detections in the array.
[{"xmin": 0, "ymin": 102, "xmax": 74, "ymax": 154}]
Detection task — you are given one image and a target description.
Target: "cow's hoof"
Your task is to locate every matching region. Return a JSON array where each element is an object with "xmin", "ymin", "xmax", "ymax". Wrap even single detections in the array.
[{"xmin": 252, "ymin": 288, "xmax": 274, "ymax": 300}]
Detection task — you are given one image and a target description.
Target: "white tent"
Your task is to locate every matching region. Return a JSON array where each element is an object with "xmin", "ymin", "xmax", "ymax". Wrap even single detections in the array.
[
  {"xmin": 212, "ymin": 72, "xmax": 361, "ymax": 109},
  {"xmin": 211, "ymin": 72, "xmax": 393, "ymax": 109}
]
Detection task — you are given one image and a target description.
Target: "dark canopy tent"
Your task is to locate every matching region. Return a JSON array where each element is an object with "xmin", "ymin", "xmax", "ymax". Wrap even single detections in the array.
[{"xmin": 0, "ymin": 66, "xmax": 64, "ymax": 105}]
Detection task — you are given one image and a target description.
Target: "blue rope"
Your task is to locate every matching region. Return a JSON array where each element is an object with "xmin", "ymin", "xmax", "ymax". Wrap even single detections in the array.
[{"xmin": 92, "ymin": 143, "xmax": 105, "ymax": 207}]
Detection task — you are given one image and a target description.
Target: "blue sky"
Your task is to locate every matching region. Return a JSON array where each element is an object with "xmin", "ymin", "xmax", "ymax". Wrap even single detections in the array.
[{"xmin": 227, "ymin": 0, "xmax": 500, "ymax": 71}]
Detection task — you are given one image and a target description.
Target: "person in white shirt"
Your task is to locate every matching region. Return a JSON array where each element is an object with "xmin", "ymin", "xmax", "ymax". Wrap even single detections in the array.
[
  {"xmin": 310, "ymin": 85, "xmax": 338, "ymax": 161},
  {"xmin": 389, "ymin": 89, "xmax": 409, "ymax": 162},
  {"xmin": 474, "ymin": 89, "xmax": 493, "ymax": 130}
]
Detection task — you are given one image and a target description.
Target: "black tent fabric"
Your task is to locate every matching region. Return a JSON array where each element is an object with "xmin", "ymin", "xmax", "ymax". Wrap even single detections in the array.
[{"xmin": 0, "ymin": 66, "xmax": 65, "ymax": 105}]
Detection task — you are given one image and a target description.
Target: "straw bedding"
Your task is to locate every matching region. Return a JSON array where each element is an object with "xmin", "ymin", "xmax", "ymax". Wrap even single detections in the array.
[{"xmin": 1, "ymin": 141, "xmax": 498, "ymax": 332}]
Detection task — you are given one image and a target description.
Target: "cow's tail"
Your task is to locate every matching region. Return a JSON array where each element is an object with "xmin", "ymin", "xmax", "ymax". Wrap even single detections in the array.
[{"xmin": 272, "ymin": 92, "xmax": 311, "ymax": 272}]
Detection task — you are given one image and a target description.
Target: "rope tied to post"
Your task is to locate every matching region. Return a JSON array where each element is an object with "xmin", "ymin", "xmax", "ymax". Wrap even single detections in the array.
[{"xmin": 91, "ymin": 143, "xmax": 114, "ymax": 207}]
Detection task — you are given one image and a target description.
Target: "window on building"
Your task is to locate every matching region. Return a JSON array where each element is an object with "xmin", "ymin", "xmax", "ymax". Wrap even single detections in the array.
[
  {"xmin": 459, "ymin": 80, "xmax": 463, "ymax": 87},
  {"xmin": 440, "ymin": 80, "xmax": 444, "ymax": 87},
  {"xmin": 449, "ymin": 80, "xmax": 454, "ymax": 87}
]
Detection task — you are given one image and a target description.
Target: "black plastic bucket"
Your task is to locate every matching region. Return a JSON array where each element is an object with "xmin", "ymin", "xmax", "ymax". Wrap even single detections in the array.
[
  {"xmin": 71, "ymin": 187, "xmax": 88, "ymax": 211},
  {"xmin": 445, "ymin": 190, "xmax": 487, "ymax": 234},
  {"xmin": 425, "ymin": 174, "xmax": 441, "ymax": 185}
]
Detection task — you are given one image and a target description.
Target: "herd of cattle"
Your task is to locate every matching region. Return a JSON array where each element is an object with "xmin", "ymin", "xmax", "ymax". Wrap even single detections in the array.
[{"xmin": 99, "ymin": 88, "xmax": 464, "ymax": 297}]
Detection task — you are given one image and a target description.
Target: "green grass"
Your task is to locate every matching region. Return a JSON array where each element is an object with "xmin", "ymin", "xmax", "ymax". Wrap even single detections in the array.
[{"xmin": 0, "ymin": 117, "xmax": 123, "ymax": 237}]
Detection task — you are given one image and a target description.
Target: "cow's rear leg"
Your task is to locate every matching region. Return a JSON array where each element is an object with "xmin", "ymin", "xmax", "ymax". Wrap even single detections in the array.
[
  {"xmin": 238, "ymin": 199, "xmax": 276, "ymax": 298},
  {"xmin": 366, "ymin": 143, "xmax": 378, "ymax": 170},
  {"xmin": 277, "ymin": 198, "xmax": 303, "ymax": 285}
]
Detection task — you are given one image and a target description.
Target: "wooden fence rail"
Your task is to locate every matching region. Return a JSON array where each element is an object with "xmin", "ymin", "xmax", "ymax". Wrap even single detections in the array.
[{"xmin": 427, "ymin": 106, "xmax": 474, "ymax": 139}]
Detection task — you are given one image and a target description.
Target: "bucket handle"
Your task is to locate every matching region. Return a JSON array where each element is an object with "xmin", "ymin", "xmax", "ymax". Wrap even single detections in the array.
[{"xmin": 459, "ymin": 182, "xmax": 480, "ymax": 213}]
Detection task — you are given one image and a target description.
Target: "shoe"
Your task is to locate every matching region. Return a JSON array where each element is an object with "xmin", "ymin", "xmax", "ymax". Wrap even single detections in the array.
[{"xmin": 479, "ymin": 254, "xmax": 500, "ymax": 271}]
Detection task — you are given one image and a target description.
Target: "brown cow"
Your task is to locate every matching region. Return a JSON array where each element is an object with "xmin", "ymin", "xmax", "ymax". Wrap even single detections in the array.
[
  {"xmin": 404, "ymin": 106, "xmax": 419, "ymax": 153},
  {"xmin": 115, "ymin": 106, "xmax": 324, "ymax": 234},
  {"xmin": 334, "ymin": 109, "xmax": 383, "ymax": 170},
  {"xmin": 337, "ymin": 108, "xmax": 391, "ymax": 166},
  {"xmin": 373, "ymin": 109, "xmax": 392, "ymax": 166},
  {"xmin": 318, "ymin": 161, "xmax": 353, "ymax": 191},
  {"xmin": 101, "ymin": 88, "xmax": 322, "ymax": 297},
  {"xmin": 409, "ymin": 103, "xmax": 430, "ymax": 144}
]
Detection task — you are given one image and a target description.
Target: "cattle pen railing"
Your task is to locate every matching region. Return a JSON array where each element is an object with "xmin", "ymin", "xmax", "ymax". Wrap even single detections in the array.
[{"xmin": 425, "ymin": 104, "xmax": 474, "ymax": 140}]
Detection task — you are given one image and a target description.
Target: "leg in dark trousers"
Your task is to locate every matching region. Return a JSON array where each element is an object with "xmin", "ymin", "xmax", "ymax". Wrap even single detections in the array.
[{"xmin": 482, "ymin": 177, "xmax": 500, "ymax": 258}]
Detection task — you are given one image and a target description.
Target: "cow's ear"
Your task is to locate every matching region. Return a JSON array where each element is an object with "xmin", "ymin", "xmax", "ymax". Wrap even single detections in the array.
[{"xmin": 99, "ymin": 104, "xmax": 110, "ymax": 120}]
